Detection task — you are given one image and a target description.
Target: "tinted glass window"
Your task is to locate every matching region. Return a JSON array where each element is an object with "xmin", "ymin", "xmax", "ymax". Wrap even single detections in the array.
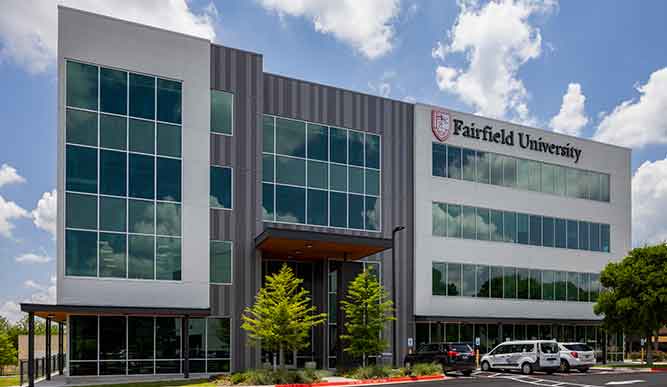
[
  {"xmin": 128, "ymin": 317, "xmax": 154, "ymax": 359},
  {"xmin": 128, "ymin": 199, "xmax": 154, "ymax": 234},
  {"xmin": 211, "ymin": 90, "xmax": 233, "ymax": 135},
  {"xmin": 307, "ymin": 160, "xmax": 327, "ymax": 189},
  {"xmin": 529, "ymin": 270, "xmax": 541, "ymax": 300},
  {"xmin": 542, "ymin": 217, "xmax": 554, "ymax": 247},
  {"xmin": 367, "ymin": 195, "xmax": 381, "ymax": 231},
  {"xmin": 99, "ymin": 233, "xmax": 126, "ymax": 278},
  {"xmin": 100, "ymin": 67, "xmax": 127, "ymax": 115},
  {"xmin": 263, "ymin": 115, "xmax": 274, "ymax": 152},
  {"xmin": 66, "ymin": 230, "xmax": 97, "ymax": 276},
  {"xmin": 517, "ymin": 214, "xmax": 529, "ymax": 244},
  {"xmin": 447, "ymin": 204, "xmax": 462, "ymax": 238},
  {"xmin": 432, "ymin": 263, "xmax": 447, "ymax": 296},
  {"xmin": 447, "ymin": 262, "xmax": 462, "ymax": 296},
  {"xmin": 66, "ymin": 108, "xmax": 97, "ymax": 146},
  {"xmin": 128, "ymin": 235, "xmax": 154, "ymax": 279},
  {"xmin": 432, "ymin": 143, "xmax": 446, "ymax": 177},
  {"xmin": 490, "ymin": 266, "xmax": 504, "ymax": 298},
  {"xmin": 330, "ymin": 128, "xmax": 348, "ymax": 164},
  {"xmin": 600, "ymin": 174, "xmax": 610, "ymax": 202},
  {"xmin": 349, "ymin": 131, "xmax": 364, "ymax": 167},
  {"xmin": 330, "ymin": 164, "xmax": 347, "ymax": 191},
  {"xmin": 156, "ymin": 237, "xmax": 181, "ymax": 280},
  {"xmin": 555, "ymin": 271, "xmax": 567, "ymax": 301},
  {"xmin": 555, "ymin": 218, "xmax": 567, "ymax": 248},
  {"xmin": 542, "ymin": 270, "xmax": 555, "ymax": 301},
  {"xmin": 156, "ymin": 202, "xmax": 181, "ymax": 236},
  {"xmin": 365, "ymin": 134, "xmax": 381, "ymax": 169},
  {"xmin": 330, "ymin": 192, "xmax": 347, "ymax": 228},
  {"xmin": 129, "ymin": 154, "xmax": 154, "ymax": 199},
  {"xmin": 99, "ymin": 196, "xmax": 126, "ymax": 232},
  {"xmin": 276, "ymin": 156, "xmax": 305, "ymax": 186},
  {"xmin": 529, "ymin": 215, "xmax": 542, "ymax": 246},
  {"xmin": 447, "ymin": 145, "xmax": 462, "ymax": 179},
  {"xmin": 476, "ymin": 152, "xmax": 490, "ymax": 183},
  {"xmin": 432, "ymin": 203, "xmax": 447, "ymax": 237},
  {"xmin": 567, "ymin": 220, "xmax": 578, "ymax": 249},
  {"xmin": 307, "ymin": 124, "xmax": 328, "ymax": 161},
  {"xmin": 349, "ymin": 194, "xmax": 364, "ymax": 229},
  {"xmin": 590, "ymin": 223, "xmax": 601, "ymax": 252},
  {"xmin": 490, "ymin": 154, "xmax": 503, "ymax": 186},
  {"xmin": 210, "ymin": 240, "xmax": 232, "ymax": 283},
  {"xmin": 69, "ymin": 316, "xmax": 98, "ymax": 360},
  {"xmin": 156, "ymin": 158, "xmax": 181, "ymax": 202},
  {"xmin": 503, "ymin": 211, "xmax": 516, "ymax": 243},
  {"xmin": 503, "ymin": 267, "xmax": 516, "ymax": 299},
  {"xmin": 207, "ymin": 318, "xmax": 231, "ymax": 359},
  {"xmin": 462, "ymin": 264, "xmax": 476, "ymax": 297},
  {"xmin": 578, "ymin": 221, "xmax": 590, "ymax": 250},
  {"xmin": 157, "ymin": 78, "xmax": 181, "ymax": 124},
  {"xmin": 502, "ymin": 156, "xmax": 517, "ymax": 187},
  {"xmin": 67, "ymin": 61, "xmax": 98, "ymax": 110},
  {"xmin": 365, "ymin": 169, "xmax": 380, "ymax": 196},
  {"xmin": 517, "ymin": 269, "xmax": 529, "ymax": 299},
  {"xmin": 262, "ymin": 183, "xmax": 275, "ymax": 221},
  {"xmin": 476, "ymin": 207, "xmax": 490, "ymax": 241},
  {"xmin": 100, "ymin": 114, "xmax": 127, "ymax": 150},
  {"xmin": 307, "ymin": 189, "xmax": 328, "ymax": 226},
  {"xmin": 129, "ymin": 73, "xmax": 155, "ymax": 120},
  {"xmin": 601, "ymin": 224, "xmax": 610, "ymax": 252},
  {"xmin": 566, "ymin": 272, "xmax": 578, "ymax": 301},
  {"xmin": 67, "ymin": 145, "xmax": 97, "ymax": 193},
  {"xmin": 99, "ymin": 316, "xmax": 126, "ymax": 360},
  {"xmin": 276, "ymin": 118, "xmax": 305, "ymax": 157},
  {"xmin": 263, "ymin": 154, "xmax": 274, "ymax": 183},
  {"xmin": 66, "ymin": 193, "xmax": 97, "ymax": 230},
  {"xmin": 100, "ymin": 149, "xmax": 126, "ymax": 196},
  {"xmin": 461, "ymin": 206, "xmax": 476, "ymax": 239},
  {"xmin": 129, "ymin": 119, "xmax": 155, "ymax": 154},
  {"xmin": 157, "ymin": 123, "xmax": 181, "ymax": 157},
  {"xmin": 476, "ymin": 265, "xmax": 490, "ymax": 297},
  {"xmin": 276, "ymin": 185, "xmax": 305, "ymax": 223},
  {"xmin": 210, "ymin": 166, "xmax": 232, "ymax": 209},
  {"xmin": 349, "ymin": 167, "xmax": 364, "ymax": 194},
  {"xmin": 462, "ymin": 148, "xmax": 476, "ymax": 181}
]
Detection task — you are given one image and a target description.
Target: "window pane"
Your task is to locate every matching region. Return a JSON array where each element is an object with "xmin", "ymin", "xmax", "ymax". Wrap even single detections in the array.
[
  {"xmin": 541, "ymin": 217, "xmax": 554, "ymax": 247},
  {"xmin": 156, "ymin": 317, "xmax": 181, "ymax": 359},
  {"xmin": 99, "ymin": 196, "xmax": 126, "ymax": 232},
  {"xmin": 262, "ymin": 154, "xmax": 274, "ymax": 183},
  {"xmin": 578, "ymin": 273, "xmax": 590, "ymax": 302},
  {"xmin": 555, "ymin": 271, "xmax": 567, "ymax": 301},
  {"xmin": 156, "ymin": 202, "xmax": 181, "ymax": 236},
  {"xmin": 432, "ymin": 263, "xmax": 446, "ymax": 296},
  {"xmin": 67, "ymin": 61, "xmax": 98, "ymax": 110},
  {"xmin": 554, "ymin": 166, "xmax": 566, "ymax": 196},
  {"xmin": 566, "ymin": 169, "xmax": 585, "ymax": 199},
  {"xmin": 542, "ymin": 270, "xmax": 555, "ymax": 301},
  {"xmin": 207, "ymin": 318, "xmax": 231, "ymax": 359},
  {"xmin": 210, "ymin": 166, "xmax": 232, "ymax": 209},
  {"xmin": 157, "ymin": 157, "xmax": 181, "ymax": 202},
  {"xmin": 129, "ymin": 119, "xmax": 155, "ymax": 154},
  {"xmin": 490, "ymin": 154, "xmax": 503, "ymax": 186},
  {"xmin": 99, "ymin": 316, "xmax": 126, "ymax": 360},
  {"xmin": 589, "ymin": 173, "xmax": 601, "ymax": 201},
  {"xmin": 156, "ymin": 237, "xmax": 181, "ymax": 280},
  {"xmin": 566, "ymin": 272, "xmax": 578, "ymax": 301},
  {"xmin": 129, "ymin": 73, "xmax": 155, "ymax": 120},
  {"xmin": 330, "ymin": 163, "xmax": 347, "ymax": 191},
  {"xmin": 365, "ymin": 196, "xmax": 380, "ymax": 231},
  {"xmin": 519, "ymin": 160, "xmax": 540, "ymax": 191},
  {"xmin": 476, "ymin": 152, "xmax": 490, "ymax": 183},
  {"xmin": 462, "ymin": 148, "xmax": 476, "ymax": 181},
  {"xmin": 476, "ymin": 207, "xmax": 490, "ymax": 241},
  {"xmin": 100, "ymin": 149, "xmax": 126, "ymax": 196},
  {"xmin": 99, "ymin": 233, "xmax": 126, "ymax": 278},
  {"xmin": 303, "ymin": 160, "xmax": 327, "ymax": 190},
  {"xmin": 365, "ymin": 169, "xmax": 380, "ymax": 196},
  {"xmin": 330, "ymin": 127, "xmax": 348, "ymax": 164},
  {"xmin": 128, "ymin": 317, "xmax": 154, "ymax": 359},
  {"xmin": 66, "ymin": 193, "xmax": 97, "ymax": 230},
  {"xmin": 365, "ymin": 134, "xmax": 381, "ymax": 169},
  {"xmin": 262, "ymin": 183, "xmax": 274, "ymax": 221},
  {"xmin": 349, "ymin": 131, "xmax": 364, "ymax": 167},
  {"xmin": 303, "ymin": 123, "xmax": 328, "ymax": 160},
  {"xmin": 157, "ymin": 78, "xmax": 181, "ymax": 124},
  {"xmin": 590, "ymin": 273, "xmax": 600, "ymax": 302},
  {"xmin": 517, "ymin": 214, "xmax": 529, "ymax": 244},
  {"xmin": 263, "ymin": 115, "xmax": 274, "ymax": 153},
  {"xmin": 555, "ymin": 218, "xmax": 567, "ymax": 248},
  {"xmin": 476, "ymin": 265, "xmax": 490, "ymax": 297},
  {"xmin": 188, "ymin": 319, "xmax": 205, "ymax": 359},
  {"xmin": 462, "ymin": 206, "xmax": 476, "ymax": 239},
  {"xmin": 600, "ymin": 174, "xmax": 610, "ymax": 202},
  {"xmin": 529, "ymin": 270, "xmax": 541, "ymax": 300},
  {"xmin": 601, "ymin": 224, "xmax": 610, "ymax": 252},
  {"xmin": 100, "ymin": 67, "xmax": 127, "ymax": 115},
  {"xmin": 129, "ymin": 153, "xmax": 154, "ymax": 199},
  {"xmin": 503, "ymin": 211, "xmax": 516, "ymax": 243},
  {"xmin": 490, "ymin": 210, "xmax": 503, "ymax": 241},
  {"xmin": 349, "ymin": 166, "xmax": 364, "ymax": 194},
  {"xmin": 517, "ymin": 269, "xmax": 529, "ymax": 299},
  {"xmin": 100, "ymin": 361, "xmax": 126, "ymax": 376},
  {"xmin": 503, "ymin": 267, "xmax": 516, "ymax": 299},
  {"xmin": 447, "ymin": 204, "xmax": 462, "ymax": 238},
  {"xmin": 276, "ymin": 118, "xmax": 306, "ymax": 157},
  {"xmin": 432, "ymin": 143, "xmax": 446, "ymax": 177},
  {"xmin": 66, "ymin": 108, "xmax": 97, "ymax": 146},
  {"xmin": 157, "ymin": 123, "xmax": 181, "ymax": 157},
  {"xmin": 541, "ymin": 164, "xmax": 555, "ymax": 194},
  {"xmin": 211, "ymin": 90, "xmax": 233, "ymax": 134},
  {"xmin": 276, "ymin": 156, "xmax": 305, "ymax": 186},
  {"xmin": 349, "ymin": 194, "xmax": 364, "ymax": 229},
  {"xmin": 70, "ymin": 316, "xmax": 98, "ymax": 360},
  {"xmin": 66, "ymin": 230, "xmax": 97, "ymax": 276},
  {"xmin": 69, "ymin": 362, "xmax": 97, "ymax": 376},
  {"xmin": 578, "ymin": 221, "xmax": 590, "ymax": 250},
  {"xmin": 462, "ymin": 264, "xmax": 476, "ymax": 297},
  {"xmin": 276, "ymin": 185, "xmax": 305, "ymax": 223},
  {"xmin": 67, "ymin": 145, "xmax": 97, "ymax": 193},
  {"xmin": 307, "ymin": 189, "xmax": 328, "ymax": 226},
  {"xmin": 100, "ymin": 114, "xmax": 127, "ymax": 150},
  {"xmin": 128, "ymin": 235, "xmax": 154, "ymax": 279},
  {"xmin": 432, "ymin": 202, "xmax": 446, "ymax": 236},
  {"xmin": 590, "ymin": 223, "xmax": 601, "ymax": 252},
  {"xmin": 447, "ymin": 263, "xmax": 461, "ymax": 296},
  {"xmin": 330, "ymin": 192, "xmax": 347, "ymax": 228},
  {"xmin": 211, "ymin": 241, "xmax": 232, "ymax": 283},
  {"xmin": 447, "ymin": 145, "xmax": 462, "ymax": 179},
  {"xmin": 129, "ymin": 199, "xmax": 154, "ymax": 234},
  {"xmin": 567, "ymin": 220, "xmax": 578, "ymax": 249},
  {"xmin": 502, "ymin": 156, "xmax": 517, "ymax": 188},
  {"xmin": 529, "ymin": 215, "xmax": 542, "ymax": 246},
  {"xmin": 490, "ymin": 266, "xmax": 503, "ymax": 298}
]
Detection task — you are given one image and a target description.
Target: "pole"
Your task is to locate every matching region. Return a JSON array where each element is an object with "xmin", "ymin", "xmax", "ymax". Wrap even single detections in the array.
[
  {"xmin": 182, "ymin": 315, "xmax": 189, "ymax": 378},
  {"xmin": 58, "ymin": 322, "xmax": 64, "ymax": 375},
  {"xmin": 28, "ymin": 312, "xmax": 34, "ymax": 387},
  {"xmin": 391, "ymin": 226, "xmax": 405, "ymax": 368},
  {"xmin": 45, "ymin": 318, "xmax": 51, "ymax": 380}
]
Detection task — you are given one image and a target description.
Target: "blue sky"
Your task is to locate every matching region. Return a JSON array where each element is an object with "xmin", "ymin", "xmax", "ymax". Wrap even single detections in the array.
[{"xmin": 1, "ymin": 0, "xmax": 667, "ymax": 321}]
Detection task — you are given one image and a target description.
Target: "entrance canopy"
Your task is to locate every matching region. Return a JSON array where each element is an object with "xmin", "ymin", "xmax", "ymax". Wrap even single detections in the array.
[
  {"xmin": 20, "ymin": 303, "xmax": 210, "ymax": 323},
  {"xmin": 255, "ymin": 227, "xmax": 393, "ymax": 261}
]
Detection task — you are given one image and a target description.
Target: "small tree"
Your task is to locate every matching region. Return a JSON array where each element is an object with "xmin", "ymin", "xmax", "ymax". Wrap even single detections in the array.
[
  {"xmin": 242, "ymin": 264, "xmax": 327, "ymax": 370},
  {"xmin": 594, "ymin": 244, "xmax": 667, "ymax": 365},
  {"xmin": 340, "ymin": 269, "xmax": 395, "ymax": 367},
  {"xmin": 0, "ymin": 331, "xmax": 17, "ymax": 376}
]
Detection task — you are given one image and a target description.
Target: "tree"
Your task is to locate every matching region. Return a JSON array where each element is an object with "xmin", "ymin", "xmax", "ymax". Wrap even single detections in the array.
[
  {"xmin": 241, "ymin": 264, "xmax": 327, "ymax": 370},
  {"xmin": 340, "ymin": 269, "xmax": 395, "ymax": 367},
  {"xmin": 0, "ymin": 330, "xmax": 17, "ymax": 376},
  {"xmin": 594, "ymin": 244, "xmax": 667, "ymax": 365}
]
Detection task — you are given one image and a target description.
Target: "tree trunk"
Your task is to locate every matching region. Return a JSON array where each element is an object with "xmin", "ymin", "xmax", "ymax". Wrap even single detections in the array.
[
  {"xmin": 362, "ymin": 353, "xmax": 366, "ymax": 368},
  {"xmin": 273, "ymin": 352, "xmax": 277, "ymax": 372},
  {"xmin": 646, "ymin": 331, "xmax": 653, "ymax": 366},
  {"xmin": 279, "ymin": 344, "xmax": 285, "ymax": 370}
]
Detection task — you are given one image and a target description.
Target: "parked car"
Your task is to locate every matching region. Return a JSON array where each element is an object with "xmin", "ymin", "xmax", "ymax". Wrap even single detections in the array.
[
  {"xmin": 558, "ymin": 342, "xmax": 596, "ymax": 372},
  {"xmin": 404, "ymin": 342, "xmax": 476, "ymax": 376},
  {"xmin": 480, "ymin": 340, "xmax": 560, "ymax": 375}
]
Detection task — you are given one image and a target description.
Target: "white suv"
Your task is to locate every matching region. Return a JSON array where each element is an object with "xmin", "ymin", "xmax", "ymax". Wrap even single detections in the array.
[
  {"xmin": 558, "ymin": 343, "xmax": 596, "ymax": 372},
  {"xmin": 481, "ymin": 340, "xmax": 560, "ymax": 375}
]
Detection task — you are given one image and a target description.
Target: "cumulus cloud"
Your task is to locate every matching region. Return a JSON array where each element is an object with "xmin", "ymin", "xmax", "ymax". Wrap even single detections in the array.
[
  {"xmin": 549, "ymin": 83, "xmax": 588, "ymax": 137},
  {"xmin": 0, "ymin": 301, "xmax": 22, "ymax": 323},
  {"xmin": 631, "ymin": 156, "xmax": 667, "ymax": 246},
  {"xmin": 16, "ymin": 253, "xmax": 53, "ymax": 264},
  {"xmin": 0, "ymin": 277, "xmax": 57, "ymax": 323},
  {"xmin": 0, "ymin": 163, "xmax": 26, "ymax": 187},
  {"xmin": 32, "ymin": 189, "xmax": 57, "ymax": 238},
  {"xmin": 368, "ymin": 70, "xmax": 397, "ymax": 97},
  {"xmin": 593, "ymin": 67, "xmax": 667, "ymax": 148},
  {"xmin": 432, "ymin": 0, "xmax": 556, "ymax": 124},
  {"xmin": 0, "ymin": 0, "xmax": 218, "ymax": 74},
  {"xmin": 258, "ymin": 0, "xmax": 401, "ymax": 59},
  {"xmin": 0, "ymin": 195, "xmax": 29, "ymax": 239}
]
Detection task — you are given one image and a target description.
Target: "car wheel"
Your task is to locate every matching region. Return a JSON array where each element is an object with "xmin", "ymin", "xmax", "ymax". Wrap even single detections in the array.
[
  {"xmin": 579, "ymin": 367, "xmax": 589, "ymax": 373},
  {"xmin": 560, "ymin": 360, "xmax": 570, "ymax": 373},
  {"xmin": 521, "ymin": 362, "xmax": 533, "ymax": 375},
  {"xmin": 462, "ymin": 370, "xmax": 473, "ymax": 377},
  {"xmin": 481, "ymin": 361, "xmax": 491, "ymax": 372}
]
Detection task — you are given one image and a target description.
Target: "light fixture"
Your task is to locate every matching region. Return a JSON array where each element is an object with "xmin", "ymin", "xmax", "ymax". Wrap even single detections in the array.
[{"xmin": 305, "ymin": 244, "xmax": 313, "ymax": 249}]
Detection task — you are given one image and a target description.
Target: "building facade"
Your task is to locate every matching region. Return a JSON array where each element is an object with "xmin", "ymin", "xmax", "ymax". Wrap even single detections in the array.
[{"xmin": 20, "ymin": 6, "xmax": 630, "ymax": 381}]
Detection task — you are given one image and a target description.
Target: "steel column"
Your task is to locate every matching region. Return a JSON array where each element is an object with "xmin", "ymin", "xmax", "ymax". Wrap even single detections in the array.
[{"xmin": 28, "ymin": 312, "xmax": 34, "ymax": 387}]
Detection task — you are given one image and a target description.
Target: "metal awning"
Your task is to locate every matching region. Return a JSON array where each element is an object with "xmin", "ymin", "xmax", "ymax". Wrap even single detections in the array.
[{"xmin": 20, "ymin": 303, "xmax": 210, "ymax": 323}]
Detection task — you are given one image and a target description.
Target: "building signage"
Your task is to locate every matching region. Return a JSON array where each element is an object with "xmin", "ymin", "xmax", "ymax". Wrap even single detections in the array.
[{"xmin": 431, "ymin": 109, "xmax": 583, "ymax": 163}]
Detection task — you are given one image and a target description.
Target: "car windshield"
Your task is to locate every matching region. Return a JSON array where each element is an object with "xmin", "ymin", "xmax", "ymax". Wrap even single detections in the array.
[
  {"xmin": 563, "ymin": 344, "xmax": 592, "ymax": 351},
  {"xmin": 540, "ymin": 342, "xmax": 559, "ymax": 354},
  {"xmin": 449, "ymin": 344, "xmax": 473, "ymax": 353},
  {"xmin": 418, "ymin": 344, "xmax": 440, "ymax": 353}
]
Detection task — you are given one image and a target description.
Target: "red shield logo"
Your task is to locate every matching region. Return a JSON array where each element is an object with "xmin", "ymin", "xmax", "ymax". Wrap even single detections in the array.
[{"xmin": 432, "ymin": 110, "xmax": 451, "ymax": 142}]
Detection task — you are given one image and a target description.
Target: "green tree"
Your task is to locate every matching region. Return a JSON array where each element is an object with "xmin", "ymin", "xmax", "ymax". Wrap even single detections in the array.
[
  {"xmin": 340, "ymin": 269, "xmax": 395, "ymax": 367},
  {"xmin": 0, "ymin": 330, "xmax": 17, "ymax": 375},
  {"xmin": 594, "ymin": 244, "xmax": 667, "ymax": 365},
  {"xmin": 242, "ymin": 264, "xmax": 327, "ymax": 370}
]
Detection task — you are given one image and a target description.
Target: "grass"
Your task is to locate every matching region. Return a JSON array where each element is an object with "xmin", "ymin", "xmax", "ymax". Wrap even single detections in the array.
[
  {"xmin": 69, "ymin": 378, "xmax": 214, "ymax": 387},
  {"xmin": 0, "ymin": 376, "xmax": 19, "ymax": 387}
]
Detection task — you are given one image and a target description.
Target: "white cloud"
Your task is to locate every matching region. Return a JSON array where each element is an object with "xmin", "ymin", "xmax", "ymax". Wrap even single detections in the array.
[
  {"xmin": 549, "ymin": 83, "xmax": 588, "ymax": 137},
  {"xmin": 258, "ymin": 0, "xmax": 401, "ymax": 59},
  {"xmin": 368, "ymin": 70, "xmax": 397, "ymax": 97},
  {"xmin": 0, "ymin": 0, "xmax": 218, "ymax": 74},
  {"xmin": 0, "ymin": 277, "xmax": 57, "ymax": 323},
  {"xmin": 631, "ymin": 156, "xmax": 667, "ymax": 247},
  {"xmin": 593, "ymin": 67, "xmax": 667, "ymax": 148},
  {"xmin": 0, "ymin": 163, "xmax": 26, "ymax": 187},
  {"xmin": 0, "ymin": 195, "xmax": 29, "ymax": 239},
  {"xmin": 433, "ymin": 0, "xmax": 556, "ymax": 123},
  {"xmin": 0, "ymin": 301, "xmax": 22, "ymax": 323},
  {"xmin": 32, "ymin": 189, "xmax": 57, "ymax": 238},
  {"xmin": 16, "ymin": 253, "xmax": 53, "ymax": 264}
]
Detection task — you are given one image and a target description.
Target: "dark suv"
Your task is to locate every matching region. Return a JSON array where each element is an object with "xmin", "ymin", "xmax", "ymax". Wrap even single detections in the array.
[{"xmin": 404, "ymin": 342, "xmax": 476, "ymax": 376}]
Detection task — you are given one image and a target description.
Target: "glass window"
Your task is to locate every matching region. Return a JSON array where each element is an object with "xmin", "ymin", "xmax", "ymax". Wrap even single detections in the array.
[
  {"xmin": 156, "ymin": 158, "xmax": 181, "ymax": 202},
  {"xmin": 365, "ymin": 196, "xmax": 380, "ymax": 231},
  {"xmin": 365, "ymin": 169, "xmax": 380, "ymax": 196},
  {"xmin": 502, "ymin": 156, "xmax": 517, "ymax": 188},
  {"xmin": 518, "ymin": 160, "xmax": 540, "ymax": 191},
  {"xmin": 100, "ymin": 149, "xmax": 126, "ymax": 196},
  {"xmin": 307, "ymin": 189, "xmax": 328, "ymax": 226},
  {"xmin": 349, "ymin": 167, "xmax": 364, "ymax": 194},
  {"xmin": 447, "ymin": 263, "xmax": 461, "ymax": 296},
  {"xmin": 490, "ymin": 210, "xmax": 503, "ymax": 241},
  {"xmin": 99, "ymin": 233, "xmax": 126, "ymax": 278},
  {"xmin": 567, "ymin": 220, "xmax": 578, "ymax": 249},
  {"xmin": 276, "ymin": 118, "xmax": 305, "ymax": 157},
  {"xmin": 542, "ymin": 217, "xmax": 554, "ymax": 247},
  {"xmin": 589, "ymin": 173, "xmax": 601, "ymax": 201},
  {"xmin": 66, "ymin": 193, "xmax": 97, "ymax": 230},
  {"xmin": 128, "ymin": 317, "xmax": 154, "ymax": 359},
  {"xmin": 262, "ymin": 183, "xmax": 274, "ymax": 221},
  {"xmin": 69, "ymin": 316, "xmax": 98, "ymax": 360},
  {"xmin": 276, "ymin": 185, "xmax": 305, "ymax": 223},
  {"xmin": 476, "ymin": 265, "xmax": 490, "ymax": 297},
  {"xmin": 578, "ymin": 273, "xmax": 590, "ymax": 302},
  {"xmin": 263, "ymin": 115, "xmax": 274, "ymax": 152},
  {"xmin": 490, "ymin": 266, "xmax": 503, "ymax": 298},
  {"xmin": 263, "ymin": 154, "xmax": 274, "ymax": 183},
  {"xmin": 365, "ymin": 134, "xmax": 381, "ymax": 169},
  {"xmin": 349, "ymin": 194, "xmax": 364, "ymax": 229},
  {"xmin": 542, "ymin": 270, "xmax": 555, "ymax": 301},
  {"xmin": 555, "ymin": 271, "xmax": 567, "ymax": 301},
  {"xmin": 476, "ymin": 151, "xmax": 490, "ymax": 183},
  {"xmin": 211, "ymin": 90, "xmax": 233, "ymax": 134},
  {"xmin": 462, "ymin": 148, "xmax": 476, "ymax": 181},
  {"xmin": 99, "ymin": 316, "xmax": 126, "ymax": 360},
  {"xmin": 529, "ymin": 215, "xmax": 542, "ymax": 246},
  {"xmin": 210, "ymin": 240, "xmax": 232, "ymax": 283},
  {"xmin": 66, "ymin": 230, "xmax": 97, "ymax": 276},
  {"xmin": 601, "ymin": 224, "xmax": 610, "ymax": 252},
  {"xmin": 156, "ymin": 202, "xmax": 181, "ymax": 236},
  {"xmin": 600, "ymin": 174, "xmax": 610, "ymax": 202},
  {"xmin": 578, "ymin": 221, "xmax": 590, "ymax": 250},
  {"xmin": 555, "ymin": 218, "xmax": 567, "ymax": 248},
  {"xmin": 100, "ymin": 114, "xmax": 127, "ymax": 150},
  {"xmin": 529, "ymin": 270, "xmax": 541, "ymax": 300},
  {"xmin": 156, "ymin": 237, "xmax": 181, "ymax": 280},
  {"xmin": 207, "ymin": 318, "xmax": 231, "ymax": 360},
  {"xmin": 100, "ymin": 67, "xmax": 127, "ymax": 115},
  {"xmin": 157, "ymin": 123, "xmax": 181, "ymax": 157},
  {"xmin": 566, "ymin": 272, "xmax": 578, "ymax": 301},
  {"xmin": 590, "ymin": 273, "xmax": 600, "ymax": 302},
  {"xmin": 541, "ymin": 164, "xmax": 555, "ymax": 194},
  {"xmin": 66, "ymin": 108, "xmax": 97, "ymax": 146},
  {"xmin": 128, "ymin": 235, "xmax": 155, "ymax": 279},
  {"xmin": 66, "ymin": 145, "xmax": 97, "ymax": 193},
  {"xmin": 517, "ymin": 269, "xmax": 529, "ymax": 299},
  {"xmin": 462, "ymin": 206, "xmax": 476, "ymax": 239},
  {"xmin": 210, "ymin": 166, "xmax": 232, "ymax": 209},
  {"xmin": 99, "ymin": 196, "xmax": 126, "ymax": 232},
  {"xmin": 307, "ymin": 124, "xmax": 328, "ymax": 161},
  {"xmin": 349, "ymin": 131, "xmax": 364, "ymax": 167},
  {"xmin": 462, "ymin": 264, "xmax": 476, "ymax": 297},
  {"xmin": 67, "ymin": 61, "xmax": 98, "ymax": 110},
  {"xmin": 590, "ymin": 223, "xmax": 601, "ymax": 252},
  {"xmin": 517, "ymin": 213, "xmax": 529, "ymax": 244},
  {"xmin": 129, "ymin": 73, "xmax": 155, "ymax": 120},
  {"xmin": 476, "ymin": 207, "xmax": 490, "ymax": 241},
  {"xmin": 447, "ymin": 204, "xmax": 462, "ymax": 238},
  {"xmin": 432, "ymin": 262, "xmax": 447, "ymax": 295},
  {"xmin": 554, "ymin": 165, "xmax": 566, "ymax": 196},
  {"xmin": 432, "ymin": 202, "xmax": 447, "ymax": 236},
  {"xmin": 156, "ymin": 318, "xmax": 181, "ymax": 359},
  {"xmin": 503, "ymin": 267, "xmax": 516, "ymax": 299},
  {"xmin": 432, "ymin": 143, "xmax": 446, "ymax": 177},
  {"xmin": 330, "ymin": 127, "xmax": 348, "ymax": 164},
  {"xmin": 128, "ymin": 199, "xmax": 154, "ymax": 234},
  {"xmin": 307, "ymin": 160, "xmax": 327, "ymax": 189},
  {"xmin": 330, "ymin": 164, "xmax": 347, "ymax": 191},
  {"xmin": 447, "ymin": 145, "xmax": 462, "ymax": 179},
  {"xmin": 129, "ymin": 153, "xmax": 154, "ymax": 199},
  {"xmin": 129, "ymin": 118, "xmax": 155, "ymax": 154},
  {"xmin": 157, "ymin": 78, "xmax": 181, "ymax": 124},
  {"xmin": 330, "ymin": 192, "xmax": 347, "ymax": 228},
  {"xmin": 503, "ymin": 211, "xmax": 516, "ymax": 243},
  {"xmin": 490, "ymin": 153, "xmax": 503, "ymax": 186}
]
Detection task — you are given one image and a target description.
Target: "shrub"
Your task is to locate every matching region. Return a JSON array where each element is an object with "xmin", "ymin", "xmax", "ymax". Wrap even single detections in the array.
[
  {"xmin": 388, "ymin": 367, "xmax": 409, "ymax": 377},
  {"xmin": 411, "ymin": 362, "xmax": 443, "ymax": 376},
  {"xmin": 345, "ymin": 365, "xmax": 391, "ymax": 379}
]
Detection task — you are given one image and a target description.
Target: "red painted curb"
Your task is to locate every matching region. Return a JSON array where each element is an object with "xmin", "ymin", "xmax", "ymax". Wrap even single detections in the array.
[
  {"xmin": 277, "ymin": 374, "xmax": 447, "ymax": 387},
  {"xmin": 650, "ymin": 368, "xmax": 667, "ymax": 372}
]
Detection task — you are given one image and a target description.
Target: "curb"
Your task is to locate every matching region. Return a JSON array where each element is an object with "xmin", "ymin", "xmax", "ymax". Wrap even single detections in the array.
[
  {"xmin": 650, "ymin": 368, "xmax": 667, "ymax": 372},
  {"xmin": 277, "ymin": 375, "xmax": 447, "ymax": 387}
]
